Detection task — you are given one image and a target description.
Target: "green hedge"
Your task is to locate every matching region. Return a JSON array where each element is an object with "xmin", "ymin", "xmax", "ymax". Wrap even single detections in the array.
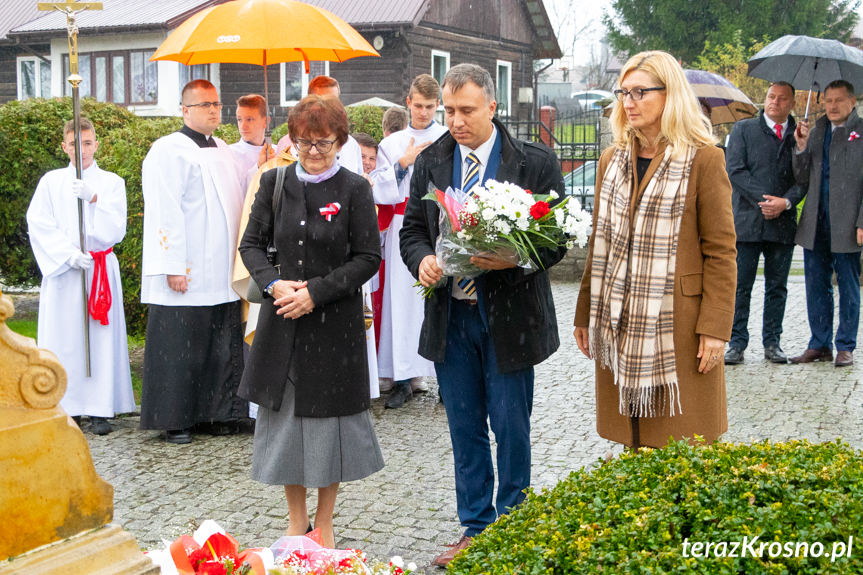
[
  {"xmin": 449, "ymin": 439, "xmax": 863, "ymax": 574},
  {"xmin": 346, "ymin": 105, "xmax": 384, "ymax": 142}
]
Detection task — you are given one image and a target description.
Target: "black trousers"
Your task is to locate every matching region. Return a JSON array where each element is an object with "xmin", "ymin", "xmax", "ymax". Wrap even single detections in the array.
[{"xmin": 730, "ymin": 241, "xmax": 794, "ymax": 350}]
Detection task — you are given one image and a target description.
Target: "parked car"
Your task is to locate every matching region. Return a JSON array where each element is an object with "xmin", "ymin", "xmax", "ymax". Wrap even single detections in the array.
[
  {"xmin": 570, "ymin": 90, "xmax": 614, "ymax": 111},
  {"xmin": 563, "ymin": 160, "xmax": 596, "ymax": 212}
]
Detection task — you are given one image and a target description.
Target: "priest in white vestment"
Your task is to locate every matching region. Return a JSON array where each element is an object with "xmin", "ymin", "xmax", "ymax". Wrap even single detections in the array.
[
  {"xmin": 370, "ymin": 74, "xmax": 448, "ymax": 408},
  {"xmin": 26, "ymin": 118, "xmax": 135, "ymax": 436},
  {"xmin": 140, "ymin": 79, "xmax": 246, "ymax": 444}
]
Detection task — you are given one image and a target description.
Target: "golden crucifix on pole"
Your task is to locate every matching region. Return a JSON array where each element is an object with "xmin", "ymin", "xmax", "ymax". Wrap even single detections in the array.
[{"xmin": 37, "ymin": 0, "xmax": 102, "ymax": 377}]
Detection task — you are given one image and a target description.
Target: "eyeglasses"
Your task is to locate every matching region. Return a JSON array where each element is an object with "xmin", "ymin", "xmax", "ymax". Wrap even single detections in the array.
[
  {"xmin": 184, "ymin": 101, "xmax": 223, "ymax": 110},
  {"xmin": 295, "ymin": 138, "xmax": 335, "ymax": 153},
  {"xmin": 613, "ymin": 87, "xmax": 666, "ymax": 102}
]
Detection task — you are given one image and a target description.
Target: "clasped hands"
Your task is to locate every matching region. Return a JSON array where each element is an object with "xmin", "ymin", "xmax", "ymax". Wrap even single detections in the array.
[{"xmin": 271, "ymin": 280, "xmax": 315, "ymax": 319}]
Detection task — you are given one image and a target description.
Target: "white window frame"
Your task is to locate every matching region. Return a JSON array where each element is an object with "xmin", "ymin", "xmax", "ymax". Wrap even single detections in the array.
[
  {"xmin": 279, "ymin": 61, "xmax": 330, "ymax": 107},
  {"xmin": 17, "ymin": 55, "xmax": 51, "ymax": 99},
  {"xmin": 496, "ymin": 60, "xmax": 512, "ymax": 117},
  {"xmin": 431, "ymin": 49, "xmax": 450, "ymax": 87}
]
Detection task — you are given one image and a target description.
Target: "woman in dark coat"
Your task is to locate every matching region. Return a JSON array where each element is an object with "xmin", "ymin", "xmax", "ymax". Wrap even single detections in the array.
[{"xmin": 239, "ymin": 95, "xmax": 383, "ymax": 547}]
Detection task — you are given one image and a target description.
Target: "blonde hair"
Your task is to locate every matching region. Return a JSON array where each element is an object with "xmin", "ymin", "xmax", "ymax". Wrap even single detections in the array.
[{"xmin": 610, "ymin": 51, "xmax": 715, "ymax": 151}]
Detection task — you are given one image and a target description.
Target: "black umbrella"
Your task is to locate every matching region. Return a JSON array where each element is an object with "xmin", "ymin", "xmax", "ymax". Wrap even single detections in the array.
[{"xmin": 748, "ymin": 34, "xmax": 863, "ymax": 118}]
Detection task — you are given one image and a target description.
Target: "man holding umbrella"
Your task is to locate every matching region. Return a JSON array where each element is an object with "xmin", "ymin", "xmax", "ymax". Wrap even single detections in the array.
[
  {"xmin": 724, "ymin": 82, "xmax": 804, "ymax": 365},
  {"xmin": 791, "ymin": 79, "xmax": 863, "ymax": 367}
]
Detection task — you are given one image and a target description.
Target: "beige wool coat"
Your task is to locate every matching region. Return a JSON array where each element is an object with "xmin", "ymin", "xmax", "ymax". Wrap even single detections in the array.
[{"xmin": 574, "ymin": 141, "xmax": 737, "ymax": 448}]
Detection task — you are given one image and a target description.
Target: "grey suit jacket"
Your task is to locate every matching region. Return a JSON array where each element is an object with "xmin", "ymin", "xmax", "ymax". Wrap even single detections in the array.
[{"xmin": 793, "ymin": 109, "xmax": 863, "ymax": 253}]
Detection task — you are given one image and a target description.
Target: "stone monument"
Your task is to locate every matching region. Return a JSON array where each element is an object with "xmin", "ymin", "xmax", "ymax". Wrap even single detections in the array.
[{"xmin": 0, "ymin": 289, "xmax": 156, "ymax": 574}]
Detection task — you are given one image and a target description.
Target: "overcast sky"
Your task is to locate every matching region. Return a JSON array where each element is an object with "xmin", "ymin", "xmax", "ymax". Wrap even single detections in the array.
[{"xmin": 545, "ymin": 0, "xmax": 863, "ymax": 63}]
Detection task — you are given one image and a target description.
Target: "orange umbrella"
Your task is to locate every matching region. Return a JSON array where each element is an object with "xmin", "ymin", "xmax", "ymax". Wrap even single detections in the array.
[
  {"xmin": 151, "ymin": 0, "xmax": 380, "ymax": 132},
  {"xmin": 152, "ymin": 0, "xmax": 378, "ymax": 69}
]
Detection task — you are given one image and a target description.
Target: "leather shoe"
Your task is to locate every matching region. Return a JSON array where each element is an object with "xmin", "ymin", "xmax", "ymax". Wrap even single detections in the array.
[
  {"xmin": 165, "ymin": 429, "xmax": 192, "ymax": 444},
  {"xmin": 764, "ymin": 346, "xmax": 788, "ymax": 364},
  {"xmin": 385, "ymin": 381, "xmax": 412, "ymax": 409},
  {"xmin": 835, "ymin": 350, "xmax": 854, "ymax": 367},
  {"xmin": 724, "ymin": 348, "xmax": 745, "ymax": 365},
  {"xmin": 790, "ymin": 348, "xmax": 833, "ymax": 364},
  {"xmin": 89, "ymin": 417, "xmax": 113, "ymax": 436},
  {"xmin": 431, "ymin": 535, "xmax": 473, "ymax": 568}
]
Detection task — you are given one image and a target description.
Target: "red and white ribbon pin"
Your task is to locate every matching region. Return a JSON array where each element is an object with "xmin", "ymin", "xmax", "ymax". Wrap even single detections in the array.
[{"xmin": 320, "ymin": 202, "xmax": 341, "ymax": 221}]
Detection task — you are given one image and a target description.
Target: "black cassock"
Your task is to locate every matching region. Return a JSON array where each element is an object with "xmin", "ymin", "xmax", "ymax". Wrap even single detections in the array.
[{"xmin": 140, "ymin": 301, "xmax": 246, "ymax": 430}]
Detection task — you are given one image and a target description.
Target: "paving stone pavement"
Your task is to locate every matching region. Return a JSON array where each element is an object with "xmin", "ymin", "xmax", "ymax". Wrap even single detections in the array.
[{"xmin": 75, "ymin": 276, "xmax": 863, "ymax": 572}]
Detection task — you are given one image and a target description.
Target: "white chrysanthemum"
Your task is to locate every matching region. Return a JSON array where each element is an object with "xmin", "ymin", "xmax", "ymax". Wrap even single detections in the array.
[
  {"xmin": 391, "ymin": 555, "xmax": 405, "ymax": 568},
  {"xmin": 549, "ymin": 190, "xmax": 559, "ymax": 199},
  {"xmin": 493, "ymin": 220, "xmax": 512, "ymax": 235}
]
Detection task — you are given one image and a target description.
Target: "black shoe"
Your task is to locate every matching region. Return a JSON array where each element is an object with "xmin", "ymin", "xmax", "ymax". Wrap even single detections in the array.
[
  {"xmin": 385, "ymin": 381, "xmax": 413, "ymax": 409},
  {"xmin": 724, "ymin": 347, "xmax": 745, "ymax": 365},
  {"xmin": 89, "ymin": 417, "xmax": 113, "ymax": 436},
  {"xmin": 166, "ymin": 429, "xmax": 192, "ymax": 444},
  {"xmin": 764, "ymin": 345, "xmax": 788, "ymax": 364}
]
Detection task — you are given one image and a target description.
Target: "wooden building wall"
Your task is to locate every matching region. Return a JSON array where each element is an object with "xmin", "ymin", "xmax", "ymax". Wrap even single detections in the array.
[{"xmin": 0, "ymin": 44, "xmax": 49, "ymax": 104}]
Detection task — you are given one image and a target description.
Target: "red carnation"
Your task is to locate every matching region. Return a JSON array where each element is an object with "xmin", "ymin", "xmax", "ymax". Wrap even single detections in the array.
[{"xmin": 529, "ymin": 201, "xmax": 551, "ymax": 220}]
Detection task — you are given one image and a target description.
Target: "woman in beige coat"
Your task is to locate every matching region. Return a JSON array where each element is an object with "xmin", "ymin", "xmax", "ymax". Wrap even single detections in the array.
[{"xmin": 574, "ymin": 51, "xmax": 737, "ymax": 449}]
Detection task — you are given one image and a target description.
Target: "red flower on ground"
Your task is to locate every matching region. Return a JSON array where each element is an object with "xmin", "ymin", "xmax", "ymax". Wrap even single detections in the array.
[
  {"xmin": 529, "ymin": 200, "xmax": 551, "ymax": 220},
  {"xmin": 197, "ymin": 561, "xmax": 228, "ymax": 575}
]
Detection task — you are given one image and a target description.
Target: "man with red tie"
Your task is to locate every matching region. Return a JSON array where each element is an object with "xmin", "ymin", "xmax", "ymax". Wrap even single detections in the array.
[{"xmin": 724, "ymin": 82, "xmax": 803, "ymax": 365}]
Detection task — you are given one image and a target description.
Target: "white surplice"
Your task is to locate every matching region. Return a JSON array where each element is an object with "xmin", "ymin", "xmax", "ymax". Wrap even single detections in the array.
[
  {"xmin": 26, "ymin": 162, "xmax": 135, "ymax": 417},
  {"xmin": 370, "ymin": 121, "xmax": 448, "ymax": 380},
  {"xmin": 229, "ymin": 139, "xmax": 265, "ymax": 196},
  {"xmin": 141, "ymin": 132, "xmax": 243, "ymax": 306}
]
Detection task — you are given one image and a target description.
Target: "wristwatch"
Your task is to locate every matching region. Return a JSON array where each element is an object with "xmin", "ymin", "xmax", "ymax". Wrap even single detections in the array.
[
  {"xmin": 265, "ymin": 279, "xmax": 278, "ymax": 297},
  {"xmin": 784, "ymin": 198, "xmax": 792, "ymax": 211}
]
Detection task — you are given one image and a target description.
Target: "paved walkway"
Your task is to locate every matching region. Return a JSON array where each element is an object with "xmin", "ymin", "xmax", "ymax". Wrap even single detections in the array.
[{"xmin": 58, "ymin": 277, "xmax": 863, "ymax": 571}]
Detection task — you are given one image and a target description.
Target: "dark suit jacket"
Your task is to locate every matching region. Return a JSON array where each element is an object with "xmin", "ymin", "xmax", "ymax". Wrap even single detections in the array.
[
  {"xmin": 238, "ymin": 166, "xmax": 381, "ymax": 417},
  {"xmin": 793, "ymin": 109, "xmax": 863, "ymax": 253},
  {"xmin": 726, "ymin": 112, "xmax": 803, "ymax": 244},
  {"xmin": 399, "ymin": 118, "xmax": 566, "ymax": 373}
]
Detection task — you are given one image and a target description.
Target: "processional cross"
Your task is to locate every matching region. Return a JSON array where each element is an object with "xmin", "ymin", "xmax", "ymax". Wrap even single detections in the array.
[{"xmin": 37, "ymin": 0, "xmax": 102, "ymax": 376}]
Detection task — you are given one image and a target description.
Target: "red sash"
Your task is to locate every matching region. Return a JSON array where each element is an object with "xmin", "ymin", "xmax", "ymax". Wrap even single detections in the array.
[{"xmin": 88, "ymin": 247, "xmax": 112, "ymax": 325}]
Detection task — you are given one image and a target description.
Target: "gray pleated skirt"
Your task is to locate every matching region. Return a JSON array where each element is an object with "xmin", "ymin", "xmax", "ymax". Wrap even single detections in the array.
[{"xmin": 251, "ymin": 378, "xmax": 384, "ymax": 488}]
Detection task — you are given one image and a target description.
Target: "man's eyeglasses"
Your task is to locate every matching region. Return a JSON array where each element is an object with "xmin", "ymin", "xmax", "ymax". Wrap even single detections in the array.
[
  {"xmin": 184, "ymin": 101, "xmax": 223, "ymax": 110},
  {"xmin": 613, "ymin": 87, "xmax": 666, "ymax": 102},
  {"xmin": 295, "ymin": 138, "xmax": 336, "ymax": 153}
]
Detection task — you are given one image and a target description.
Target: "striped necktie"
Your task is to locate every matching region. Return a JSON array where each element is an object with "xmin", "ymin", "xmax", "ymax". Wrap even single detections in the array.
[{"xmin": 456, "ymin": 153, "xmax": 481, "ymax": 297}]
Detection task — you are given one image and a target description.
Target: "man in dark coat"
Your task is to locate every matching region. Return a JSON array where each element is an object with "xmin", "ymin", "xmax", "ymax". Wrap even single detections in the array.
[
  {"xmin": 724, "ymin": 82, "xmax": 803, "ymax": 365},
  {"xmin": 400, "ymin": 63, "xmax": 566, "ymax": 567},
  {"xmin": 790, "ymin": 79, "xmax": 863, "ymax": 367}
]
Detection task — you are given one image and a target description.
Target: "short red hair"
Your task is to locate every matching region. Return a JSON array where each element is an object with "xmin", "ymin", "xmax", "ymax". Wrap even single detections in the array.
[{"xmin": 288, "ymin": 95, "xmax": 349, "ymax": 147}]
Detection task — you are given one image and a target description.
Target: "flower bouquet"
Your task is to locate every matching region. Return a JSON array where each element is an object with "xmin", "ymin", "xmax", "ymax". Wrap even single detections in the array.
[
  {"xmin": 267, "ymin": 532, "xmax": 416, "ymax": 575},
  {"xmin": 146, "ymin": 520, "xmax": 272, "ymax": 575},
  {"xmin": 416, "ymin": 180, "xmax": 591, "ymax": 297},
  {"xmin": 147, "ymin": 520, "xmax": 416, "ymax": 575}
]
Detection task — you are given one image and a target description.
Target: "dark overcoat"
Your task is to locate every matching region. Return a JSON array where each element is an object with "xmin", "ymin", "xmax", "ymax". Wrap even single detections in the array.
[
  {"xmin": 575, "ymin": 142, "xmax": 737, "ymax": 448},
  {"xmin": 238, "ymin": 166, "xmax": 381, "ymax": 417},
  {"xmin": 793, "ymin": 109, "xmax": 863, "ymax": 253},
  {"xmin": 399, "ymin": 118, "xmax": 567, "ymax": 373},
  {"xmin": 725, "ymin": 112, "xmax": 803, "ymax": 244}
]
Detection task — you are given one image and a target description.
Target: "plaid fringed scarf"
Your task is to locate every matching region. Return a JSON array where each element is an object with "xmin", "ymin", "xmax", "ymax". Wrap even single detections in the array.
[{"xmin": 588, "ymin": 143, "xmax": 695, "ymax": 418}]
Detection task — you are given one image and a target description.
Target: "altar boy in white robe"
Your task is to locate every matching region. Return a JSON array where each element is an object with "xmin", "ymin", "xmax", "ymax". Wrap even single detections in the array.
[
  {"xmin": 229, "ymin": 94, "xmax": 273, "ymax": 194},
  {"xmin": 26, "ymin": 118, "xmax": 135, "ymax": 436},
  {"xmin": 140, "ymin": 79, "xmax": 246, "ymax": 444},
  {"xmin": 370, "ymin": 74, "xmax": 448, "ymax": 408}
]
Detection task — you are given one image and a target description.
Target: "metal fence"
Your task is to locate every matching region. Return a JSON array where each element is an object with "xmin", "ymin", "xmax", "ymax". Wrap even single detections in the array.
[{"xmin": 499, "ymin": 108, "xmax": 601, "ymax": 212}]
